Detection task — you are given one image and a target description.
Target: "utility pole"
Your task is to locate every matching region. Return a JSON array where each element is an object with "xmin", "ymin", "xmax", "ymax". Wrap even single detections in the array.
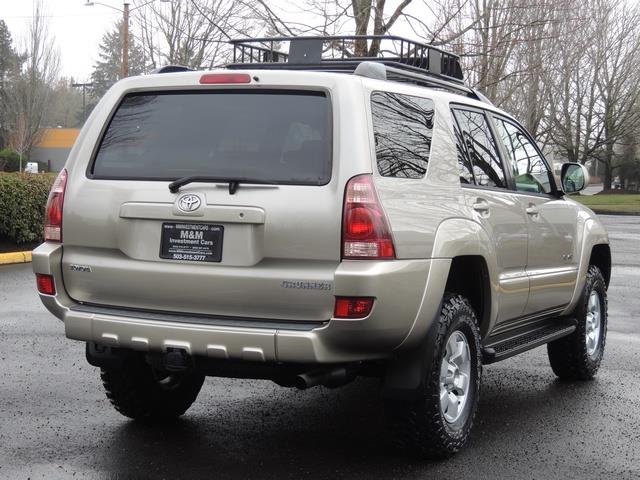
[
  {"xmin": 122, "ymin": 2, "xmax": 130, "ymax": 78},
  {"xmin": 71, "ymin": 82, "xmax": 94, "ymax": 124},
  {"xmin": 84, "ymin": 0, "xmax": 171, "ymax": 78}
]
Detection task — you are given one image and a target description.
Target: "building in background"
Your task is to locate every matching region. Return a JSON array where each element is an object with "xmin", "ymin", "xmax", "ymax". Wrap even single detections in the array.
[{"xmin": 30, "ymin": 128, "xmax": 80, "ymax": 172}]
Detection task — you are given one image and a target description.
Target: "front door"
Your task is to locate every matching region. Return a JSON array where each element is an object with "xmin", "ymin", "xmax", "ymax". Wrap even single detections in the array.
[{"xmin": 491, "ymin": 116, "xmax": 579, "ymax": 316}]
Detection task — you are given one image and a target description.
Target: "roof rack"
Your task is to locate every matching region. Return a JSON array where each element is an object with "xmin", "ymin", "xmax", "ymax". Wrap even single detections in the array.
[{"xmin": 225, "ymin": 35, "xmax": 481, "ymax": 99}]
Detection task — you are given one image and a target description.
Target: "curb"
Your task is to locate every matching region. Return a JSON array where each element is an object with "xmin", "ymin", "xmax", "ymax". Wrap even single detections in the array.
[
  {"xmin": 0, "ymin": 251, "xmax": 32, "ymax": 265},
  {"xmin": 593, "ymin": 210, "xmax": 640, "ymax": 216}
]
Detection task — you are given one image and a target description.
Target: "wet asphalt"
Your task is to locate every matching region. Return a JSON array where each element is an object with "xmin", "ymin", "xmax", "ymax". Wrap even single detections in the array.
[{"xmin": 0, "ymin": 215, "xmax": 638, "ymax": 479}]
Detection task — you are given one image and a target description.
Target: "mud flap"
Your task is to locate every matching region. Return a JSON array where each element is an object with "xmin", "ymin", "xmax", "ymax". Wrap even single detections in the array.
[{"xmin": 381, "ymin": 311, "xmax": 440, "ymax": 399}]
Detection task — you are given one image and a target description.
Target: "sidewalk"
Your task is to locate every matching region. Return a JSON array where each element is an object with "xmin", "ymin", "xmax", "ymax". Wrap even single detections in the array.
[
  {"xmin": 0, "ymin": 251, "xmax": 32, "ymax": 265},
  {"xmin": 582, "ymin": 183, "xmax": 603, "ymax": 196}
]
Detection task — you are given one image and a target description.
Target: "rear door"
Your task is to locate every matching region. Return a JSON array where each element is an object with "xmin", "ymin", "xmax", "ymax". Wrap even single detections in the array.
[
  {"xmin": 491, "ymin": 115, "xmax": 579, "ymax": 316},
  {"xmin": 61, "ymin": 87, "xmax": 343, "ymax": 322},
  {"xmin": 451, "ymin": 106, "xmax": 529, "ymax": 324}
]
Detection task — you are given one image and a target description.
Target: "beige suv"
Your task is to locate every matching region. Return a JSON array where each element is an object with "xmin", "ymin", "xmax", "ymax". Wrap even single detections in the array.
[{"xmin": 33, "ymin": 36, "xmax": 611, "ymax": 458}]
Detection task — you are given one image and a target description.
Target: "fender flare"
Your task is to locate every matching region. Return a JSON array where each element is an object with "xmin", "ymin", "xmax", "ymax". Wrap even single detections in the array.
[
  {"xmin": 384, "ymin": 218, "xmax": 497, "ymax": 393},
  {"xmin": 562, "ymin": 217, "xmax": 610, "ymax": 315}
]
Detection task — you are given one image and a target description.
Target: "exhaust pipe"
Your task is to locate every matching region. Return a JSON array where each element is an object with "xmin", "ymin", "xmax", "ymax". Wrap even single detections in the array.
[{"xmin": 294, "ymin": 366, "xmax": 355, "ymax": 389}]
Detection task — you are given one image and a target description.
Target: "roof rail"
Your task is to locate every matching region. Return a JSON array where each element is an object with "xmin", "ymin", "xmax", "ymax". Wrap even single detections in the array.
[
  {"xmin": 353, "ymin": 61, "xmax": 480, "ymax": 99},
  {"xmin": 226, "ymin": 35, "xmax": 464, "ymax": 83}
]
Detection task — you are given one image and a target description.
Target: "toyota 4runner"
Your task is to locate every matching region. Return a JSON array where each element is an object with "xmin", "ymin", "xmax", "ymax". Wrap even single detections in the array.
[{"xmin": 33, "ymin": 36, "xmax": 611, "ymax": 458}]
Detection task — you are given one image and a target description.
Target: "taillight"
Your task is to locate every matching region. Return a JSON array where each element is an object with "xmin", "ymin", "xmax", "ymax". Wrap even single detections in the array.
[
  {"xmin": 44, "ymin": 169, "xmax": 67, "ymax": 242},
  {"xmin": 342, "ymin": 175, "xmax": 395, "ymax": 259},
  {"xmin": 334, "ymin": 297, "xmax": 374, "ymax": 319},
  {"xmin": 199, "ymin": 73, "xmax": 251, "ymax": 84},
  {"xmin": 36, "ymin": 274, "xmax": 56, "ymax": 295}
]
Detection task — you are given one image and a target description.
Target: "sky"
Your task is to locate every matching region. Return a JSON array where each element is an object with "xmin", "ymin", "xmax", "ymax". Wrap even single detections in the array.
[
  {"xmin": 0, "ymin": 0, "xmax": 428, "ymax": 81},
  {"xmin": 1, "ymin": 0, "xmax": 123, "ymax": 81}
]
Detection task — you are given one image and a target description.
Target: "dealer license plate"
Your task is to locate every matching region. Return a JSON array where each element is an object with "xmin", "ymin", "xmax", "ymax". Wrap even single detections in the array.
[{"xmin": 160, "ymin": 223, "xmax": 223, "ymax": 262}]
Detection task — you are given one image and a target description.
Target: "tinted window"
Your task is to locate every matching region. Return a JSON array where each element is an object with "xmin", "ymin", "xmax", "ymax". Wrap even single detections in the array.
[
  {"xmin": 495, "ymin": 118, "xmax": 552, "ymax": 194},
  {"xmin": 371, "ymin": 92, "xmax": 434, "ymax": 178},
  {"xmin": 92, "ymin": 90, "xmax": 331, "ymax": 184},
  {"xmin": 452, "ymin": 109, "xmax": 506, "ymax": 188},
  {"xmin": 453, "ymin": 118, "xmax": 475, "ymax": 184}
]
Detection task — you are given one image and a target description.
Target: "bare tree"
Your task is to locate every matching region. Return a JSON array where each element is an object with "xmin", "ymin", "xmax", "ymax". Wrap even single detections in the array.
[
  {"xmin": 416, "ymin": 0, "xmax": 640, "ymax": 183},
  {"xmin": 544, "ymin": 0, "xmax": 606, "ymax": 167},
  {"xmin": 590, "ymin": 0, "xmax": 640, "ymax": 189},
  {"xmin": 134, "ymin": 0, "xmax": 248, "ymax": 69},
  {"xmin": 243, "ymin": 0, "xmax": 414, "ymax": 56},
  {"xmin": 5, "ymin": 0, "xmax": 59, "ymax": 168},
  {"xmin": 421, "ymin": 0, "xmax": 564, "ymax": 111},
  {"xmin": 542, "ymin": 0, "xmax": 640, "ymax": 187}
]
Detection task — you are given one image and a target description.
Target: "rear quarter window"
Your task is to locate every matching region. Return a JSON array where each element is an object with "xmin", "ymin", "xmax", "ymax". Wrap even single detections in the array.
[
  {"xmin": 91, "ymin": 90, "xmax": 332, "ymax": 185},
  {"xmin": 371, "ymin": 91, "xmax": 434, "ymax": 179}
]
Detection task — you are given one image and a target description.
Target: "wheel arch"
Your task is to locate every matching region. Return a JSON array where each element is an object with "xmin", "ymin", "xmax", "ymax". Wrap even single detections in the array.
[
  {"xmin": 444, "ymin": 255, "xmax": 492, "ymax": 337},
  {"xmin": 393, "ymin": 218, "xmax": 498, "ymax": 355},
  {"xmin": 563, "ymin": 217, "xmax": 611, "ymax": 315},
  {"xmin": 589, "ymin": 243, "xmax": 611, "ymax": 288}
]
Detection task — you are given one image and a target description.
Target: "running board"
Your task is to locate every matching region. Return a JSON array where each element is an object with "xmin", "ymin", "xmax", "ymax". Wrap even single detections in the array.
[{"xmin": 482, "ymin": 318, "xmax": 577, "ymax": 364}]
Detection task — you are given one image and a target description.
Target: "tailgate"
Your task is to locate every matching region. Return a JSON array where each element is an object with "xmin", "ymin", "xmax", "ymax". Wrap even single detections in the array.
[{"xmin": 61, "ymin": 88, "xmax": 342, "ymax": 322}]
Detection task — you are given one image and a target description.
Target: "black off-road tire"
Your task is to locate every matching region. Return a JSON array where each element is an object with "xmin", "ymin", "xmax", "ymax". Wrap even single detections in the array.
[
  {"xmin": 547, "ymin": 265, "xmax": 607, "ymax": 380},
  {"xmin": 100, "ymin": 353, "xmax": 205, "ymax": 421},
  {"xmin": 385, "ymin": 294, "xmax": 482, "ymax": 459}
]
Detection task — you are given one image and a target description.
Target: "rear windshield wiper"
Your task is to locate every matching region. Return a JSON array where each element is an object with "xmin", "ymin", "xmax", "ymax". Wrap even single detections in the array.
[{"xmin": 168, "ymin": 176, "xmax": 272, "ymax": 195}]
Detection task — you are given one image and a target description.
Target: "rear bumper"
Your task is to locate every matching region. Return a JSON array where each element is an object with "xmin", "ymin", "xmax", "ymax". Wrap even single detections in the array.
[{"xmin": 33, "ymin": 243, "xmax": 433, "ymax": 363}]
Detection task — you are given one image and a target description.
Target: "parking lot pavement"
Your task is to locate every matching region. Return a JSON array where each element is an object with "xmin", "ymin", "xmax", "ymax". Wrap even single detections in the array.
[{"xmin": 1, "ymin": 214, "xmax": 638, "ymax": 479}]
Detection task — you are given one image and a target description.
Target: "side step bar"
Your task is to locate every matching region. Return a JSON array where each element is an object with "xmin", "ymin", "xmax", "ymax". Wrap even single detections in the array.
[{"xmin": 482, "ymin": 318, "xmax": 577, "ymax": 364}]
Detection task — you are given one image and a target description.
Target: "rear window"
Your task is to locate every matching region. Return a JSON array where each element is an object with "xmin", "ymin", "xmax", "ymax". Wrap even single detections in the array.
[{"xmin": 91, "ymin": 90, "xmax": 332, "ymax": 185}]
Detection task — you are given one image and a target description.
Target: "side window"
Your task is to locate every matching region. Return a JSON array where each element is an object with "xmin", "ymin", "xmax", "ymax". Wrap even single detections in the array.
[
  {"xmin": 452, "ymin": 109, "xmax": 507, "ymax": 188},
  {"xmin": 495, "ymin": 118, "xmax": 553, "ymax": 194},
  {"xmin": 453, "ymin": 118, "xmax": 474, "ymax": 184},
  {"xmin": 371, "ymin": 92, "xmax": 434, "ymax": 178}
]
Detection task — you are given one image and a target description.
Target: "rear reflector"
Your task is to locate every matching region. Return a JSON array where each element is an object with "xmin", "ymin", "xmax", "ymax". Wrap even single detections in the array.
[
  {"xmin": 334, "ymin": 297, "xmax": 374, "ymax": 319},
  {"xmin": 36, "ymin": 274, "xmax": 56, "ymax": 295},
  {"xmin": 199, "ymin": 73, "xmax": 251, "ymax": 84},
  {"xmin": 44, "ymin": 169, "xmax": 67, "ymax": 242},
  {"xmin": 342, "ymin": 175, "xmax": 395, "ymax": 259}
]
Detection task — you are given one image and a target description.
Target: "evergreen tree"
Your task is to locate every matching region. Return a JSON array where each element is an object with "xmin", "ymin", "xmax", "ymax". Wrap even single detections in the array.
[
  {"xmin": 0, "ymin": 19, "xmax": 21, "ymax": 149},
  {"xmin": 90, "ymin": 20, "xmax": 146, "ymax": 99}
]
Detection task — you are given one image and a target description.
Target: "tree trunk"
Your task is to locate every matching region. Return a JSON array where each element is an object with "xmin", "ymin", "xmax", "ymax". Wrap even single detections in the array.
[
  {"xmin": 603, "ymin": 161, "xmax": 612, "ymax": 191},
  {"xmin": 352, "ymin": 0, "xmax": 372, "ymax": 57},
  {"xmin": 603, "ymin": 140, "xmax": 615, "ymax": 190}
]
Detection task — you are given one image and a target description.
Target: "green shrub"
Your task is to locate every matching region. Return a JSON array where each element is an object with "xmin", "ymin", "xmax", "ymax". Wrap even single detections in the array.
[
  {"xmin": 0, "ymin": 173, "xmax": 55, "ymax": 243},
  {"xmin": 0, "ymin": 148, "xmax": 25, "ymax": 172}
]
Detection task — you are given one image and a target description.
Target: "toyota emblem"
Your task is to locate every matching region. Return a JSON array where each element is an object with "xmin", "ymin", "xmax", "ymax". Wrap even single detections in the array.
[{"xmin": 177, "ymin": 194, "xmax": 202, "ymax": 212}]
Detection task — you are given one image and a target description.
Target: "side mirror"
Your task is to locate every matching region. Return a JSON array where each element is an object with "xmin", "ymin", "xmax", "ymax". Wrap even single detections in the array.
[{"xmin": 561, "ymin": 163, "xmax": 590, "ymax": 194}]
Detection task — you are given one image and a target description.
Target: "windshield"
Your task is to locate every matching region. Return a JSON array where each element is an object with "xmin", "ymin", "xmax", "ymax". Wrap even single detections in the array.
[{"xmin": 91, "ymin": 90, "xmax": 332, "ymax": 185}]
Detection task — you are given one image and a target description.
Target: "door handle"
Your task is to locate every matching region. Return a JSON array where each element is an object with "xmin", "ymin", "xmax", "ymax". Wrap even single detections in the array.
[
  {"xmin": 526, "ymin": 205, "xmax": 539, "ymax": 215},
  {"xmin": 472, "ymin": 198, "xmax": 489, "ymax": 216},
  {"xmin": 472, "ymin": 199, "xmax": 490, "ymax": 213}
]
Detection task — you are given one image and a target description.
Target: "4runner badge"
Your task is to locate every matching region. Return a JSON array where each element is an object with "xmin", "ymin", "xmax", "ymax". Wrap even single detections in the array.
[
  {"xmin": 177, "ymin": 194, "xmax": 202, "ymax": 213},
  {"xmin": 69, "ymin": 264, "xmax": 92, "ymax": 273},
  {"xmin": 281, "ymin": 281, "xmax": 332, "ymax": 291}
]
